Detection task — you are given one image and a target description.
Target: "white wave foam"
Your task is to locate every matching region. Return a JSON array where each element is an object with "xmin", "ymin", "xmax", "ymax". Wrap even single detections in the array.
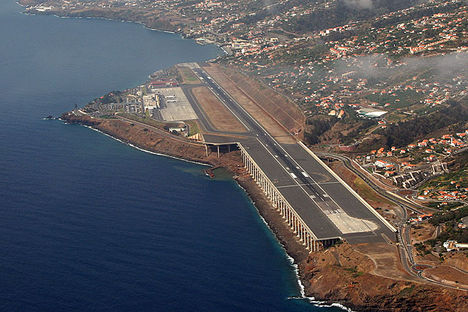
[{"xmin": 311, "ymin": 301, "xmax": 354, "ymax": 311}]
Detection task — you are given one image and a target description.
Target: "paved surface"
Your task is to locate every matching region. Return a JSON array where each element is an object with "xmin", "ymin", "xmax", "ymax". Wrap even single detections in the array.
[
  {"xmin": 191, "ymin": 66, "xmax": 396, "ymax": 243},
  {"xmin": 152, "ymin": 87, "xmax": 198, "ymax": 121}
]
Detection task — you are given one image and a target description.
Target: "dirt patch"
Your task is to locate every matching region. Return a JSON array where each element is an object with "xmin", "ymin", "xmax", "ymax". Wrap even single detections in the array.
[
  {"xmin": 209, "ymin": 64, "xmax": 305, "ymax": 132},
  {"xmin": 424, "ymin": 266, "xmax": 468, "ymax": 288},
  {"xmin": 445, "ymin": 252, "xmax": 468, "ymax": 272},
  {"xmin": 411, "ymin": 223, "xmax": 437, "ymax": 244},
  {"xmin": 191, "ymin": 86, "xmax": 247, "ymax": 133},
  {"xmin": 203, "ymin": 64, "xmax": 296, "ymax": 144},
  {"xmin": 354, "ymin": 243, "xmax": 415, "ymax": 281},
  {"xmin": 61, "ymin": 113, "xmax": 242, "ymax": 169}
]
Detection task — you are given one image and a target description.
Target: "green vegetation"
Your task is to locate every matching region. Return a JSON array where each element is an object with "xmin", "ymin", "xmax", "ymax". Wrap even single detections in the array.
[
  {"xmin": 353, "ymin": 177, "xmax": 394, "ymax": 206},
  {"xmin": 421, "ymin": 150, "xmax": 468, "ymax": 190},
  {"xmin": 99, "ymin": 114, "xmax": 118, "ymax": 119},
  {"xmin": 304, "ymin": 116, "xmax": 337, "ymax": 144},
  {"xmin": 343, "ymin": 266, "xmax": 364, "ymax": 278},
  {"xmin": 424, "ymin": 206, "xmax": 468, "ymax": 245},
  {"xmin": 378, "ymin": 101, "xmax": 468, "ymax": 148},
  {"xmin": 414, "ymin": 242, "xmax": 431, "ymax": 255},
  {"xmin": 425, "ymin": 201, "xmax": 464, "ymax": 211},
  {"xmin": 398, "ymin": 285, "xmax": 415, "ymax": 297},
  {"xmin": 185, "ymin": 120, "xmax": 200, "ymax": 136},
  {"xmin": 429, "ymin": 206, "xmax": 468, "ymax": 226},
  {"xmin": 177, "ymin": 67, "xmax": 200, "ymax": 84},
  {"xmin": 99, "ymin": 91, "xmax": 122, "ymax": 104},
  {"xmin": 283, "ymin": 0, "xmax": 418, "ymax": 34}
]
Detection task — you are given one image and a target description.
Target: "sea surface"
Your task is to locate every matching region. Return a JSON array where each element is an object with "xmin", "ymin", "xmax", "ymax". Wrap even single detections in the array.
[{"xmin": 0, "ymin": 1, "xmax": 343, "ymax": 311}]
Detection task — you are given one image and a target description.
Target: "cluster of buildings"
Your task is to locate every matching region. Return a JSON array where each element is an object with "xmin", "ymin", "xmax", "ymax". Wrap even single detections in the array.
[
  {"xmin": 85, "ymin": 74, "xmax": 188, "ymax": 120},
  {"xmin": 358, "ymin": 130, "xmax": 467, "ymax": 189},
  {"xmin": 419, "ymin": 186, "xmax": 467, "ymax": 202},
  {"xmin": 210, "ymin": 1, "xmax": 465, "ymax": 128},
  {"xmin": 323, "ymin": 1, "xmax": 467, "ymax": 59},
  {"xmin": 28, "ymin": 1, "xmax": 467, "ymax": 118}
]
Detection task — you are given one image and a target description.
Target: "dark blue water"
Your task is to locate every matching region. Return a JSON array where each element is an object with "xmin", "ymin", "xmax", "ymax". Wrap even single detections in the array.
[{"xmin": 0, "ymin": 2, "xmax": 342, "ymax": 311}]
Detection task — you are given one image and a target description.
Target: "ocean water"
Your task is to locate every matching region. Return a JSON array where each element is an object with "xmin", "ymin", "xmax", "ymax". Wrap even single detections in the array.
[{"xmin": 0, "ymin": 1, "xmax": 343, "ymax": 311}]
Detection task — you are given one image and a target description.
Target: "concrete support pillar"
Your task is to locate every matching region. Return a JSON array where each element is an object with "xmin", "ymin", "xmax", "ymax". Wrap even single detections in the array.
[{"xmin": 239, "ymin": 145, "xmax": 324, "ymax": 254}]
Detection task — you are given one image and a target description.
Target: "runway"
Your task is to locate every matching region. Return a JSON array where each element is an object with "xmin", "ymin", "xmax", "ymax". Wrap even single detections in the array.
[{"xmin": 192, "ymin": 66, "xmax": 397, "ymax": 243}]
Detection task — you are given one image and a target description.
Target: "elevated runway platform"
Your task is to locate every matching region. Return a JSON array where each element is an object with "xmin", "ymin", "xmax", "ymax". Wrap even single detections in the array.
[{"xmin": 187, "ymin": 65, "xmax": 397, "ymax": 248}]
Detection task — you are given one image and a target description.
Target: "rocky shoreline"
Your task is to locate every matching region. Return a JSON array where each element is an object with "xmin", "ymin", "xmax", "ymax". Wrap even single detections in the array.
[{"xmin": 61, "ymin": 113, "xmax": 468, "ymax": 312}]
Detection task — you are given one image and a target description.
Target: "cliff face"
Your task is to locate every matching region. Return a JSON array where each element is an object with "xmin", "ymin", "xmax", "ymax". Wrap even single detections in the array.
[{"xmin": 61, "ymin": 113, "xmax": 468, "ymax": 312}]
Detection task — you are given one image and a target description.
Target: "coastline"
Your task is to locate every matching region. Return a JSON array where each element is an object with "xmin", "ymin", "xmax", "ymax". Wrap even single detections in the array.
[
  {"xmin": 61, "ymin": 113, "xmax": 468, "ymax": 312},
  {"xmin": 13, "ymin": 2, "xmax": 468, "ymax": 311},
  {"xmin": 59, "ymin": 113, "xmax": 341, "ymax": 307},
  {"xmin": 17, "ymin": 2, "xmax": 196, "ymax": 44}
]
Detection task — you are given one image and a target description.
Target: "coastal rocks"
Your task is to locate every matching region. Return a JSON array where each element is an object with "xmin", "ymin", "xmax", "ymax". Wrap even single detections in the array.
[{"xmin": 61, "ymin": 113, "xmax": 101, "ymax": 127}]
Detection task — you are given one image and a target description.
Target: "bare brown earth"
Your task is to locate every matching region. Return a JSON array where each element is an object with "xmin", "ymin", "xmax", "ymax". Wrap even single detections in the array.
[
  {"xmin": 353, "ymin": 243, "xmax": 415, "ymax": 282},
  {"xmin": 445, "ymin": 252, "xmax": 468, "ymax": 272},
  {"xmin": 411, "ymin": 223, "xmax": 437, "ymax": 244},
  {"xmin": 202, "ymin": 63, "xmax": 297, "ymax": 144},
  {"xmin": 423, "ymin": 266, "xmax": 468, "ymax": 288},
  {"xmin": 61, "ymin": 113, "xmax": 468, "ymax": 311},
  {"xmin": 207, "ymin": 64, "xmax": 305, "ymax": 134},
  {"xmin": 191, "ymin": 86, "xmax": 247, "ymax": 133},
  {"xmin": 305, "ymin": 243, "xmax": 468, "ymax": 312}
]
